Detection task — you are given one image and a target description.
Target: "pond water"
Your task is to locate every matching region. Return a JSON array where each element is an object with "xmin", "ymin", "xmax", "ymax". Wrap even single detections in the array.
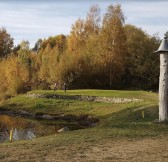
[
  {"xmin": 0, "ymin": 115, "xmax": 63, "ymax": 142},
  {"xmin": 0, "ymin": 113, "xmax": 98, "ymax": 142}
]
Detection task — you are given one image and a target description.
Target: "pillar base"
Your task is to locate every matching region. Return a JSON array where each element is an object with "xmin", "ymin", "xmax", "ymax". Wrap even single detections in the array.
[{"xmin": 154, "ymin": 119, "xmax": 168, "ymax": 124}]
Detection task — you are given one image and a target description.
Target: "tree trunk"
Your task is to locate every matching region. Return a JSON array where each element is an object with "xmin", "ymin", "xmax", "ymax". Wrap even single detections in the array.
[
  {"xmin": 109, "ymin": 66, "xmax": 112, "ymax": 89},
  {"xmin": 159, "ymin": 54, "xmax": 168, "ymax": 122}
]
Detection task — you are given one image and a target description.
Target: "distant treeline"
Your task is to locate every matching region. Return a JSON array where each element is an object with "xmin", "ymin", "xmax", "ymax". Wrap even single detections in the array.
[{"xmin": 0, "ymin": 4, "xmax": 161, "ymax": 98}]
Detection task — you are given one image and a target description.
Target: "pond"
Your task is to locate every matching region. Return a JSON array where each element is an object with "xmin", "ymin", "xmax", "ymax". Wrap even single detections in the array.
[
  {"xmin": 0, "ymin": 115, "xmax": 70, "ymax": 142},
  {"xmin": 0, "ymin": 112, "xmax": 98, "ymax": 142}
]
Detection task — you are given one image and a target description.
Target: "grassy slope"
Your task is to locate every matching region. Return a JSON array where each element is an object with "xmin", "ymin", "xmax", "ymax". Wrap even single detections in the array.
[
  {"xmin": 28, "ymin": 89, "xmax": 156, "ymax": 99},
  {"xmin": 0, "ymin": 90, "xmax": 168, "ymax": 161},
  {"xmin": 0, "ymin": 89, "xmax": 163, "ymax": 136}
]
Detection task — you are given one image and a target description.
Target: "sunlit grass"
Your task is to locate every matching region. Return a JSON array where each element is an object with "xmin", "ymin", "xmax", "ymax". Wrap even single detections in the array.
[
  {"xmin": 0, "ymin": 89, "xmax": 162, "ymax": 137},
  {"xmin": 0, "ymin": 90, "xmax": 167, "ymax": 162}
]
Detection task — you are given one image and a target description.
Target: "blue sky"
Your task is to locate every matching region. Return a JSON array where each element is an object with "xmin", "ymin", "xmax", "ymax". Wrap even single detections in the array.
[{"xmin": 0, "ymin": 0, "xmax": 168, "ymax": 47}]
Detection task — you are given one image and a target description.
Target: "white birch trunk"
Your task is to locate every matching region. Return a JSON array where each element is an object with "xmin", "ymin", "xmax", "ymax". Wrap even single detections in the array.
[{"xmin": 159, "ymin": 54, "xmax": 168, "ymax": 122}]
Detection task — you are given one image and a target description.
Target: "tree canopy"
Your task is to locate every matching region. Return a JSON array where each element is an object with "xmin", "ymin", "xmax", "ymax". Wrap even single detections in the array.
[
  {"xmin": 0, "ymin": 4, "xmax": 161, "ymax": 98},
  {"xmin": 0, "ymin": 28, "xmax": 14, "ymax": 58}
]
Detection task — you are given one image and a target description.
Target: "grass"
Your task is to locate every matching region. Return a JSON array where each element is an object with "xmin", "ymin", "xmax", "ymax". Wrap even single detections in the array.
[
  {"xmin": 0, "ymin": 89, "xmax": 162, "ymax": 137},
  {"xmin": 0, "ymin": 89, "xmax": 167, "ymax": 161}
]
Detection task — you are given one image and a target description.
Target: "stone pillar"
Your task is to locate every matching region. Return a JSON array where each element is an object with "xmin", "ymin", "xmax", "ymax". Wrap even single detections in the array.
[
  {"xmin": 159, "ymin": 54, "xmax": 168, "ymax": 121},
  {"xmin": 156, "ymin": 36, "xmax": 168, "ymax": 122}
]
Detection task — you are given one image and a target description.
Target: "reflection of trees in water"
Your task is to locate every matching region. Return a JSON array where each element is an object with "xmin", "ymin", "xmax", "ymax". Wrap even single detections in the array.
[
  {"xmin": 0, "ymin": 115, "xmax": 36, "ymax": 142},
  {"xmin": 0, "ymin": 115, "xmax": 57, "ymax": 142},
  {"xmin": 0, "ymin": 126, "xmax": 36, "ymax": 142},
  {"xmin": 12, "ymin": 128, "xmax": 36, "ymax": 140},
  {"xmin": 0, "ymin": 126, "xmax": 9, "ymax": 141},
  {"xmin": 0, "ymin": 115, "xmax": 31, "ymax": 129}
]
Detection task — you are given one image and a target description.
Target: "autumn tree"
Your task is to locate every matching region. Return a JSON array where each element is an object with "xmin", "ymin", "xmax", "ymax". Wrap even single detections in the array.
[
  {"xmin": 85, "ymin": 4, "xmax": 101, "ymax": 37},
  {"xmin": 17, "ymin": 40, "xmax": 32, "ymax": 90},
  {"xmin": 100, "ymin": 4, "xmax": 127, "ymax": 88},
  {"xmin": 67, "ymin": 18, "xmax": 86, "ymax": 53},
  {"xmin": 39, "ymin": 44, "xmax": 51, "ymax": 84},
  {"xmin": 13, "ymin": 44, "xmax": 21, "ymax": 56},
  {"xmin": 0, "ymin": 39, "xmax": 32, "ymax": 96},
  {"xmin": 64, "ymin": 5, "xmax": 102, "ymax": 88},
  {"xmin": 33, "ymin": 38, "xmax": 42, "ymax": 52},
  {"xmin": 41, "ymin": 35, "xmax": 67, "ymax": 52},
  {"xmin": 124, "ymin": 24, "xmax": 160, "ymax": 89},
  {"xmin": 46, "ymin": 46, "xmax": 60, "ymax": 84},
  {"xmin": 0, "ymin": 60, "xmax": 8, "ymax": 94},
  {"xmin": 0, "ymin": 4, "xmax": 162, "ymax": 94},
  {"xmin": 55, "ymin": 35, "xmax": 67, "ymax": 54},
  {"xmin": 2, "ymin": 56, "xmax": 30, "ymax": 94},
  {"xmin": 17, "ymin": 40, "xmax": 31, "ymax": 69},
  {"xmin": 0, "ymin": 28, "xmax": 14, "ymax": 58}
]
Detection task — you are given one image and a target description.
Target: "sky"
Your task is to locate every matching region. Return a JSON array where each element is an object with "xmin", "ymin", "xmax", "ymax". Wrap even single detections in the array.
[{"xmin": 0, "ymin": 0, "xmax": 168, "ymax": 47}]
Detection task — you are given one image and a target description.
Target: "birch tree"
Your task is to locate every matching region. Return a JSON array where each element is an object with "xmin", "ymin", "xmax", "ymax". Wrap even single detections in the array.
[{"xmin": 100, "ymin": 4, "xmax": 127, "ymax": 88}]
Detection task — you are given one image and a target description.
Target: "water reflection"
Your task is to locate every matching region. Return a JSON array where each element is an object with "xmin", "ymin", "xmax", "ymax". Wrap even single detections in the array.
[
  {"xmin": 12, "ymin": 128, "xmax": 36, "ymax": 140},
  {"xmin": 0, "ymin": 115, "xmax": 57, "ymax": 142}
]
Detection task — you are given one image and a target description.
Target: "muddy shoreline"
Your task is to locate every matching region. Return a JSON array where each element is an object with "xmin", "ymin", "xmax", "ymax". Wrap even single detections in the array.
[{"xmin": 0, "ymin": 107, "xmax": 99, "ymax": 127}]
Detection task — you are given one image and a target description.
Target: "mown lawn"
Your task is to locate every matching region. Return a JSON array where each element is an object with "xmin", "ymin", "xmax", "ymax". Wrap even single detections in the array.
[
  {"xmin": 0, "ymin": 90, "xmax": 168, "ymax": 162},
  {"xmin": 0, "ymin": 89, "xmax": 163, "ymax": 136}
]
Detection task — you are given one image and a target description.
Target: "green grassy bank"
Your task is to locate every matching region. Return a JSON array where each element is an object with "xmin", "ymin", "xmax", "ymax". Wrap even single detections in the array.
[
  {"xmin": 0, "ymin": 89, "xmax": 164, "ymax": 137},
  {"xmin": 0, "ymin": 90, "xmax": 168, "ymax": 162}
]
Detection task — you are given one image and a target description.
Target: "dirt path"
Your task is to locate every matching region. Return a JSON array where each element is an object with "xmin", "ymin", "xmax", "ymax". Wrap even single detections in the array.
[{"xmin": 1, "ymin": 136, "xmax": 168, "ymax": 162}]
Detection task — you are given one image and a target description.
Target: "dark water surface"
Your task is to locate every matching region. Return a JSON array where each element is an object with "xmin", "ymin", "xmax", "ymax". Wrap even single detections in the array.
[{"xmin": 0, "ymin": 115, "xmax": 58, "ymax": 142}]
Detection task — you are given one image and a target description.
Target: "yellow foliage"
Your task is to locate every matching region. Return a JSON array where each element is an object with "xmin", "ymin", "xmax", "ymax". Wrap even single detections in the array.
[{"xmin": 0, "ymin": 55, "xmax": 30, "ymax": 95}]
